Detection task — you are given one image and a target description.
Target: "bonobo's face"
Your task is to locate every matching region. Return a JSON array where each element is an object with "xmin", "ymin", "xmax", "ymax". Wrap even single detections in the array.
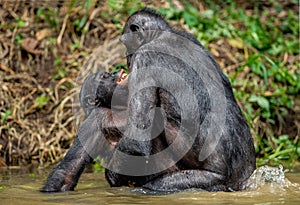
[
  {"xmin": 80, "ymin": 71, "xmax": 103, "ymax": 116},
  {"xmin": 120, "ymin": 9, "xmax": 171, "ymax": 71}
]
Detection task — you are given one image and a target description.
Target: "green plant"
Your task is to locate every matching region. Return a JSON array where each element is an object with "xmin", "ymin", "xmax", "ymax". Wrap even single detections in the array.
[
  {"xmin": 15, "ymin": 34, "xmax": 23, "ymax": 44},
  {"xmin": 110, "ymin": 62, "xmax": 127, "ymax": 73},
  {"xmin": 52, "ymin": 58, "xmax": 67, "ymax": 80},
  {"xmin": 1, "ymin": 110, "xmax": 11, "ymax": 123},
  {"xmin": 256, "ymin": 135, "xmax": 299, "ymax": 166},
  {"xmin": 29, "ymin": 173, "xmax": 36, "ymax": 177},
  {"xmin": 36, "ymin": 7, "xmax": 59, "ymax": 29},
  {"xmin": 93, "ymin": 157, "xmax": 105, "ymax": 173},
  {"xmin": 73, "ymin": 0, "xmax": 93, "ymax": 34},
  {"xmin": 108, "ymin": 0, "xmax": 143, "ymax": 15},
  {"xmin": 34, "ymin": 96, "xmax": 50, "ymax": 109},
  {"xmin": 15, "ymin": 17, "xmax": 26, "ymax": 28}
]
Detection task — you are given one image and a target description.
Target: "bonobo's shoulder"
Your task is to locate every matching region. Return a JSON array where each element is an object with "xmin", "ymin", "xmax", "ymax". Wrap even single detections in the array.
[{"xmin": 172, "ymin": 29, "xmax": 204, "ymax": 48}]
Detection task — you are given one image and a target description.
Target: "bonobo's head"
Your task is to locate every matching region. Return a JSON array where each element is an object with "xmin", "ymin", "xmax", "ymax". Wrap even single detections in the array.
[
  {"xmin": 120, "ymin": 8, "xmax": 171, "ymax": 70},
  {"xmin": 122, "ymin": 8, "xmax": 171, "ymax": 34}
]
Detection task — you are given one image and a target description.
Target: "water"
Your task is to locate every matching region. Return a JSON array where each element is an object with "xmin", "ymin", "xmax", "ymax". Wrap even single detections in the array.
[{"xmin": 0, "ymin": 166, "xmax": 299, "ymax": 205}]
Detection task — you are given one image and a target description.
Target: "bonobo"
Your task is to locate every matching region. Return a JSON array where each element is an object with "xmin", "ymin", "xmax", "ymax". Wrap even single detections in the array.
[{"xmin": 41, "ymin": 8, "xmax": 255, "ymax": 193}]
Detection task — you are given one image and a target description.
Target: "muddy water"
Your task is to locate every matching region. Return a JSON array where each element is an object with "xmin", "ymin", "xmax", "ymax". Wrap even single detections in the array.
[{"xmin": 0, "ymin": 166, "xmax": 299, "ymax": 205}]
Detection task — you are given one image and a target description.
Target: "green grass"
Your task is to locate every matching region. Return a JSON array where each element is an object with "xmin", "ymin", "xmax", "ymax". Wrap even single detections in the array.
[
  {"xmin": 84, "ymin": 0, "xmax": 299, "ymax": 167},
  {"xmin": 8, "ymin": 0, "xmax": 296, "ymax": 167}
]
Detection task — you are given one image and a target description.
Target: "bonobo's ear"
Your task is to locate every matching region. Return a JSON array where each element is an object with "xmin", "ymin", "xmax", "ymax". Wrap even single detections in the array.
[{"xmin": 129, "ymin": 24, "xmax": 140, "ymax": 32}]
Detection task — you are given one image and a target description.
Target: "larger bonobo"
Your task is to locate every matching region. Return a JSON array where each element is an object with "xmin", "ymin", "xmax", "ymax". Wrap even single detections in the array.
[{"xmin": 41, "ymin": 8, "xmax": 255, "ymax": 193}]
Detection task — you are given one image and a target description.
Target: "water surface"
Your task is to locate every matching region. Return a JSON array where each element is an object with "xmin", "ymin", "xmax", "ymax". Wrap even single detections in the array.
[{"xmin": 0, "ymin": 166, "xmax": 299, "ymax": 205}]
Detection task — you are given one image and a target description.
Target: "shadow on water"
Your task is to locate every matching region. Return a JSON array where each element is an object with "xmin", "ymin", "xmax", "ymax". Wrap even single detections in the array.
[{"xmin": 0, "ymin": 165, "xmax": 299, "ymax": 205}]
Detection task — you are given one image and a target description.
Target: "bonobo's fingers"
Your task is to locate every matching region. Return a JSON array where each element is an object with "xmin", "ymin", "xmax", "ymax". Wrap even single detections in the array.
[
  {"xmin": 41, "ymin": 137, "xmax": 92, "ymax": 192},
  {"xmin": 142, "ymin": 170, "xmax": 229, "ymax": 192}
]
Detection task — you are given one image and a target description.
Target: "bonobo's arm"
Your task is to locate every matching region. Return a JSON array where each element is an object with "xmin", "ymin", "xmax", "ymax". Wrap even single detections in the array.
[
  {"xmin": 142, "ymin": 170, "xmax": 229, "ymax": 192},
  {"xmin": 42, "ymin": 70, "xmax": 129, "ymax": 192},
  {"xmin": 41, "ymin": 137, "xmax": 92, "ymax": 192},
  {"xmin": 41, "ymin": 108, "xmax": 127, "ymax": 192},
  {"xmin": 105, "ymin": 87, "xmax": 158, "ymax": 187},
  {"xmin": 118, "ymin": 86, "xmax": 157, "ymax": 156}
]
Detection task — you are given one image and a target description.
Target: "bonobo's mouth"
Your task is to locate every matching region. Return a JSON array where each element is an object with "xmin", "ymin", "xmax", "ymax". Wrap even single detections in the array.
[{"xmin": 117, "ymin": 69, "xmax": 128, "ymax": 84}]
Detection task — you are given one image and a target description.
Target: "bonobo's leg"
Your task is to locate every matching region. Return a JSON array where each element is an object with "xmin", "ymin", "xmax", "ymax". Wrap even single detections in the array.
[{"xmin": 142, "ymin": 170, "xmax": 229, "ymax": 192}]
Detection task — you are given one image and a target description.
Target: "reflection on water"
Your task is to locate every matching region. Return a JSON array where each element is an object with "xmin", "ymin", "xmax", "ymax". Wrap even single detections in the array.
[{"xmin": 0, "ymin": 165, "xmax": 299, "ymax": 205}]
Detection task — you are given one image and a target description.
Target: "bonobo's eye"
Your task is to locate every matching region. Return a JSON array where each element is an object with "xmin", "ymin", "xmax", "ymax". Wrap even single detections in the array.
[{"xmin": 130, "ymin": 24, "xmax": 140, "ymax": 32}]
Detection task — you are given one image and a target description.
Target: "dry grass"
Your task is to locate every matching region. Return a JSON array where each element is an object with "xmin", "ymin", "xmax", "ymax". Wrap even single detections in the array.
[
  {"xmin": 0, "ymin": 0, "xmax": 124, "ymax": 166},
  {"xmin": 0, "ymin": 0, "xmax": 174, "ymax": 167},
  {"xmin": 0, "ymin": 0, "xmax": 298, "ymax": 167}
]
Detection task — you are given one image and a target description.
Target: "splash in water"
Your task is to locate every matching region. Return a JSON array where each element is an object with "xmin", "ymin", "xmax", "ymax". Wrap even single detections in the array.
[{"xmin": 245, "ymin": 165, "xmax": 299, "ymax": 190}]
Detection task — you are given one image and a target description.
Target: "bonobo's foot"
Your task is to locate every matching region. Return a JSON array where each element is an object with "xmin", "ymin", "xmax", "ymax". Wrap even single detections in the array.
[{"xmin": 142, "ymin": 170, "xmax": 229, "ymax": 192}]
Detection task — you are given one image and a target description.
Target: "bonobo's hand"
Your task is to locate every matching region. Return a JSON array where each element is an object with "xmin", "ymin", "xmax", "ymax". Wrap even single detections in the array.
[
  {"xmin": 95, "ymin": 71, "xmax": 128, "ymax": 110},
  {"xmin": 95, "ymin": 72, "xmax": 119, "ymax": 108},
  {"xmin": 80, "ymin": 71, "xmax": 128, "ymax": 116}
]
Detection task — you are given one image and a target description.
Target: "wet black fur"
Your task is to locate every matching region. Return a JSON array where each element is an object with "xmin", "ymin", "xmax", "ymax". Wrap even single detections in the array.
[{"xmin": 41, "ymin": 8, "xmax": 255, "ymax": 193}]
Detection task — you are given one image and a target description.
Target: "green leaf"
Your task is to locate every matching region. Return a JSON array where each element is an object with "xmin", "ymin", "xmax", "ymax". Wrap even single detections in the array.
[
  {"xmin": 203, "ymin": 10, "xmax": 214, "ymax": 19},
  {"xmin": 34, "ymin": 96, "xmax": 50, "ymax": 109},
  {"xmin": 249, "ymin": 95, "xmax": 270, "ymax": 110},
  {"xmin": 1, "ymin": 110, "xmax": 11, "ymax": 123},
  {"xmin": 17, "ymin": 20, "xmax": 26, "ymax": 27},
  {"xmin": 79, "ymin": 15, "xmax": 87, "ymax": 29},
  {"xmin": 16, "ymin": 35, "xmax": 23, "ymax": 44}
]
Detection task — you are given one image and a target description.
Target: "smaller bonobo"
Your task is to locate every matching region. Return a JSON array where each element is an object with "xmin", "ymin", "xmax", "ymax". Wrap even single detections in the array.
[
  {"xmin": 42, "ymin": 8, "xmax": 256, "ymax": 193},
  {"xmin": 41, "ymin": 70, "xmax": 128, "ymax": 192}
]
